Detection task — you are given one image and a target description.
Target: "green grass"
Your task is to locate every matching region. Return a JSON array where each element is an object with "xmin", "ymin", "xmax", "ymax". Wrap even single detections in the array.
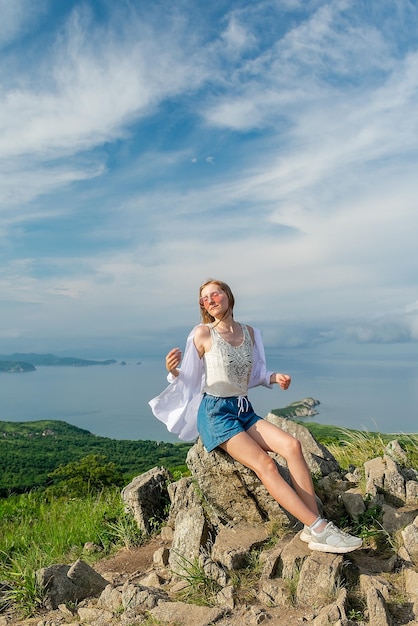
[
  {"xmin": 0, "ymin": 487, "xmax": 143, "ymax": 615},
  {"xmin": 300, "ymin": 422, "xmax": 418, "ymax": 470}
]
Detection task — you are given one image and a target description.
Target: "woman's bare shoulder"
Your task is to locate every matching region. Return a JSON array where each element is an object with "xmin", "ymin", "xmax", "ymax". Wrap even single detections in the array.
[
  {"xmin": 193, "ymin": 324, "xmax": 211, "ymax": 357},
  {"xmin": 194, "ymin": 324, "xmax": 211, "ymax": 339}
]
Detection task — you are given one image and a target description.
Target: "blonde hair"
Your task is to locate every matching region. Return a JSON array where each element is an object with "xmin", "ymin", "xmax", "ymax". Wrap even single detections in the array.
[{"xmin": 198, "ymin": 279, "xmax": 235, "ymax": 324}]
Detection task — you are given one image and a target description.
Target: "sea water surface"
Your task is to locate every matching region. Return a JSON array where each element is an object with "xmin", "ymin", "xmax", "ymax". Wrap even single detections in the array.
[{"xmin": 0, "ymin": 349, "xmax": 417, "ymax": 440}]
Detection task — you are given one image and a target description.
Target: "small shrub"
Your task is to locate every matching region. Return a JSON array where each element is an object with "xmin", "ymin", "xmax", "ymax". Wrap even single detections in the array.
[
  {"xmin": 102, "ymin": 512, "xmax": 144, "ymax": 550},
  {"xmin": 172, "ymin": 553, "xmax": 222, "ymax": 606},
  {"xmin": 284, "ymin": 565, "xmax": 301, "ymax": 607}
]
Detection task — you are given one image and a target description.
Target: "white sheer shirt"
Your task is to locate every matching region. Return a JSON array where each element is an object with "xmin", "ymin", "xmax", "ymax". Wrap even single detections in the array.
[{"xmin": 148, "ymin": 324, "xmax": 274, "ymax": 441}]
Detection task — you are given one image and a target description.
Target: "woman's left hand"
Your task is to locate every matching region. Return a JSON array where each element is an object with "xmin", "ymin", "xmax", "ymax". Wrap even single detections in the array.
[{"xmin": 277, "ymin": 373, "xmax": 291, "ymax": 390}]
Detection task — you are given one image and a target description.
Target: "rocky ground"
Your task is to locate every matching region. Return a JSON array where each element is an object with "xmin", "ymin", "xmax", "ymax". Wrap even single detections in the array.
[
  {"xmin": 0, "ymin": 536, "xmax": 306, "ymax": 626},
  {"xmin": 2, "ymin": 531, "xmax": 418, "ymax": 626}
]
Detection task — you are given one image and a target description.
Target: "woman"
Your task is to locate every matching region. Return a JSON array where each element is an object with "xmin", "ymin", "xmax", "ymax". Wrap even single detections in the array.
[{"xmin": 149, "ymin": 279, "xmax": 362, "ymax": 554}]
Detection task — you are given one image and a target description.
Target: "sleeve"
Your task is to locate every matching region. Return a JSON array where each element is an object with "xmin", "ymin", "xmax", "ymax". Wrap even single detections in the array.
[
  {"xmin": 248, "ymin": 327, "xmax": 274, "ymax": 389},
  {"xmin": 148, "ymin": 326, "xmax": 204, "ymax": 441}
]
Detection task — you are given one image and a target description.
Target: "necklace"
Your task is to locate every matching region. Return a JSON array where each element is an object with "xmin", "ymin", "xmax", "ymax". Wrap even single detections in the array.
[{"xmin": 211, "ymin": 319, "xmax": 243, "ymax": 346}]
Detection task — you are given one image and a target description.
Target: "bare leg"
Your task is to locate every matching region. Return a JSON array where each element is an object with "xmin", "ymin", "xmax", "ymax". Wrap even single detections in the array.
[
  {"xmin": 249, "ymin": 420, "xmax": 320, "ymax": 516},
  {"xmin": 219, "ymin": 427, "xmax": 320, "ymax": 527}
]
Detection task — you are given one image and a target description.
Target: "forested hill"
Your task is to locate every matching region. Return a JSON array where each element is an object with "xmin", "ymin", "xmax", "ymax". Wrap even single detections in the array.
[
  {"xmin": 0, "ymin": 398, "xmax": 322, "ymax": 496},
  {"xmin": 0, "ymin": 420, "xmax": 191, "ymax": 496}
]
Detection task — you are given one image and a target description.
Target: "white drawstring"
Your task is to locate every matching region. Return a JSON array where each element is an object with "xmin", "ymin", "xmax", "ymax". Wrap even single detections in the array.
[{"xmin": 237, "ymin": 395, "xmax": 249, "ymax": 414}]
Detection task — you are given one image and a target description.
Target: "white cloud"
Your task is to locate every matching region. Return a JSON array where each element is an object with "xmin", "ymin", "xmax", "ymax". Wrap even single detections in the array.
[
  {"xmin": 1, "ymin": 0, "xmax": 418, "ymax": 353},
  {"xmin": 0, "ymin": 7, "xmax": 205, "ymax": 160},
  {"xmin": 221, "ymin": 13, "xmax": 256, "ymax": 53},
  {"xmin": 0, "ymin": 0, "xmax": 46, "ymax": 47}
]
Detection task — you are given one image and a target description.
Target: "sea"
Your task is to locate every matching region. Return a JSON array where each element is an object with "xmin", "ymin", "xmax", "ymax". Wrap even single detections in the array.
[{"xmin": 0, "ymin": 347, "xmax": 417, "ymax": 441}]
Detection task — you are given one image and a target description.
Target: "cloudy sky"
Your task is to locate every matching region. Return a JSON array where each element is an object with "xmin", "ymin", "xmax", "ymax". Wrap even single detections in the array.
[{"xmin": 1, "ymin": 0, "xmax": 418, "ymax": 359}]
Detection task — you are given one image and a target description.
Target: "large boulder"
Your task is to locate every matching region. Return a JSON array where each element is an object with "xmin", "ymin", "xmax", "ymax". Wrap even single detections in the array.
[
  {"xmin": 186, "ymin": 438, "xmax": 292, "ymax": 527},
  {"xmin": 121, "ymin": 466, "xmax": 172, "ymax": 534},
  {"xmin": 186, "ymin": 418, "xmax": 335, "ymax": 529},
  {"xmin": 36, "ymin": 559, "xmax": 108, "ymax": 610},
  {"xmin": 168, "ymin": 505, "xmax": 209, "ymax": 575}
]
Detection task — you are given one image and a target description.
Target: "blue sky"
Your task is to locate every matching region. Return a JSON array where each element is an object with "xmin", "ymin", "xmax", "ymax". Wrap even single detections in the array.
[{"xmin": 1, "ymin": 0, "xmax": 418, "ymax": 359}]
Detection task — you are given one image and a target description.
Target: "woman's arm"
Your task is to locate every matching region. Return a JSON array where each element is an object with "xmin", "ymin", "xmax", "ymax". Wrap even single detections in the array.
[
  {"xmin": 248, "ymin": 327, "xmax": 291, "ymax": 390},
  {"xmin": 165, "ymin": 347, "xmax": 182, "ymax": 377},
  {"xmin": 149, "ymin": 325, "xmax": 205, "ymax": 441}
]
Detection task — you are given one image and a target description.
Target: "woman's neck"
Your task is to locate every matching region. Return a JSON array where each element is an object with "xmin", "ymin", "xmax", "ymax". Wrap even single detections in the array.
[{"xmin": 211, "ymin": 311, "xmax": 237, "ymax": 332}]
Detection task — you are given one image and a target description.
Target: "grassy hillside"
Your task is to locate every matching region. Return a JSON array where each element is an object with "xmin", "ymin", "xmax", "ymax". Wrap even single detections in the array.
[
  {"xmin": 0, "ymin": 420, "xmax": 191, "ymax": 495},
  {"xmin": 2, "ymin": 408, "xmax": 417, "ymax": 496}
]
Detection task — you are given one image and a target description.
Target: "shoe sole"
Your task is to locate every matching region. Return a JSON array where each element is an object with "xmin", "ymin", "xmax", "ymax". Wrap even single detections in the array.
[{"xmin": 308, "ymin": 539, "xmax": 362, "ymax": 554}]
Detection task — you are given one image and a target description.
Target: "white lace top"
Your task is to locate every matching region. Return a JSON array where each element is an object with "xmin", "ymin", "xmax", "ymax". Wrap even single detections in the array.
[
  {"xmin": 203, "ymin": 324, "xmax": 253, "ymax": 397},
  {"xmin": 149, "ymin": 324, "xmax": 274, "ymax": 441}
]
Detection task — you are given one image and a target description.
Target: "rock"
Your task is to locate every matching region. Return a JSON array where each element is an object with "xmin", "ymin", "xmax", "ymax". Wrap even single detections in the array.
[
  {"xmin": 168, "ymin": 505, "xmax": 208, "ymax": 575},
  {"xmin": 160, "ymin": 525, "xmax": 174, "ymax": 541},
  {"xmin": 166, "ymin": 475, "xmax": 202, "ymax": 527},
  {"xmin": 311, "ymin": 588, "xmax": 348, "ymax": 626},
  {"xmin": 406, "ymin": 480, "xmax": 418, "ymax": 505},
  {"xmin": 345, "ymin": 466, "xmax": 362, "ymax": 484},
  {"xmin": 364, "ymin": 452, "xmax": 418, "ymax": 508},
  {"xmin": 401, "ymin": 516, "xmax": 418, "ymax": 561},
  {"xmin": 382, "ymin": 504, "xmax": 418, "ymax": 533},
  {"xmin": 359, "ymin": 573, "xmax": 393, "ymax": 601},
  {"xmin": 248, "ymin": 606, "xmax": 269, "ymax": 625},
  {"xmin": 121, "ymin": 581, "xmax": 168, "ymax": 610},
  {"xmin": 277, "ymin": 534, "xmax": 311, "ymax": 579},
  {"xmin": 153, "ymin": 546, "xmax": 170, "ymax": 567},
  {"xmin": 383, "ymin": 455, "xmax": 406, "ymax": 505},
  {"xmin": 36, "ymin": 560, "xmax": 108, "ymax": 610},
  {"xmin": 260, "ymin": 543, "xmax": 285, "ymax": 580},
  {"xmin": 83, "ymin": 542, "xmax": 102, "ymax": 553},
  {"xmin": 67, "ymin": 559, "xmax": 108, "ymax": 596},
  {"xmin": 258, "ymin": 578, "xmax": 292, "ymax": 607},
  {"xmin": 77, "ymin": 606, "xmax": 114, "ymax": 624},
  {"xmin": 138, "ymin": 571, "xmax": 164, "ymax": 588},
  {"xmin": 365, "ymin": 457, "xmax": 386, "ymax": 497},
  {"xmin": 11, "ymin": 425, "xmax": 418, "ymax": 626},
  {"xmin": 296, "ymin": 552, "xmax": 344, "ymax": 607},
  {"xmin": 186, "ymin": 439, "xmax": 291, "ymax": 527},
  {"xmin": 366, "ymin": 587, "xmax": 392, "ymax": 626},
  {"xmin": 216, "ymin": 584, "xmax": 235, "ymax": 609},
  {"xmin": 149, "ymin": 600, "xmax": 226, "ymax": 626},
  {"xmin": 341, "ymin": 488, "xmax": 366, "ymax": 520},
  {"xmin": 318, "ymin": 471, "xmax": 352, "ymax": 494},
  {"xmin": 384, "ymin": 440, "xmax": 408, "ymax": 464},
  {"xmin": 211, "ymin": 522, "xmax": 269, "ymax": 569},
  {"xmin": 199, "ymin": 555, "xmax": 228, "ymax": 587},
  {"xmin": 404, "ymin": 568, "xmax": 418, "ymax": 599},
  {"xmin": 121, "ymin": 466, "xmax": 172, "ymax": 534},
  {"xmin": 97, "ymin": 584, "xmax": 123, "ymax": 611}
]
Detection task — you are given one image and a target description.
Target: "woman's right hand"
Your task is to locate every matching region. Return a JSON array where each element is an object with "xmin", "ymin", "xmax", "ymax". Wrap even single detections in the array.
[{"xmin": 165, "ymin": 348, "xmax": 182, "ymax": 376}]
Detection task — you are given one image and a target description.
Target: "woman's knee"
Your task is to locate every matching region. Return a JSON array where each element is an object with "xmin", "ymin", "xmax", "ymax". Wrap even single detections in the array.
[
  {"xmin": 284, "ymin": 435, "xmax": 303, "ymax": 460},
  {"xmin": 255, "ymin": 454, "xmax": 280, "ymax": 480}
]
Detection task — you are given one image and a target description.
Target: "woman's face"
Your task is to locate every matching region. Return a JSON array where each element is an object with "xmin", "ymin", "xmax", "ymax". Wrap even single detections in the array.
[{"xmin": 199, "ymin": 283, "xmax": 229, "ymax": 317}]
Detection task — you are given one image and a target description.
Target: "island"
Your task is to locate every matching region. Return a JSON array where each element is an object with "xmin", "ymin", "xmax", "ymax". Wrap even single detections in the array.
[
  {"xmin": 271, "ymin": 397, "xmax": 320, "ymax": 419},
  {"xmin": 0, "ymin": 361, "xmax": 36, "ymax": 373},
  {"xmin": 0, "ymin": 353, "xmax": 117, "ymax": 372}
]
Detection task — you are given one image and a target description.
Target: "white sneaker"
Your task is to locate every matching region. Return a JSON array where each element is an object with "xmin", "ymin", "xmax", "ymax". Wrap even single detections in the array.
[
  {"xmin": 299, "ymin": 526, "xmax": 312, "ymax": 543},
  {"xmin": 308, "ymin": 522, "xmax": 362, "ymax": 554}
]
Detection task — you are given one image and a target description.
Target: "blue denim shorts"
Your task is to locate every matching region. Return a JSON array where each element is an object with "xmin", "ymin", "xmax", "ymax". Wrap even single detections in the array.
[{"xmin": 197, "ymin": 393, "xmax": 262, "ymax": 452}]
